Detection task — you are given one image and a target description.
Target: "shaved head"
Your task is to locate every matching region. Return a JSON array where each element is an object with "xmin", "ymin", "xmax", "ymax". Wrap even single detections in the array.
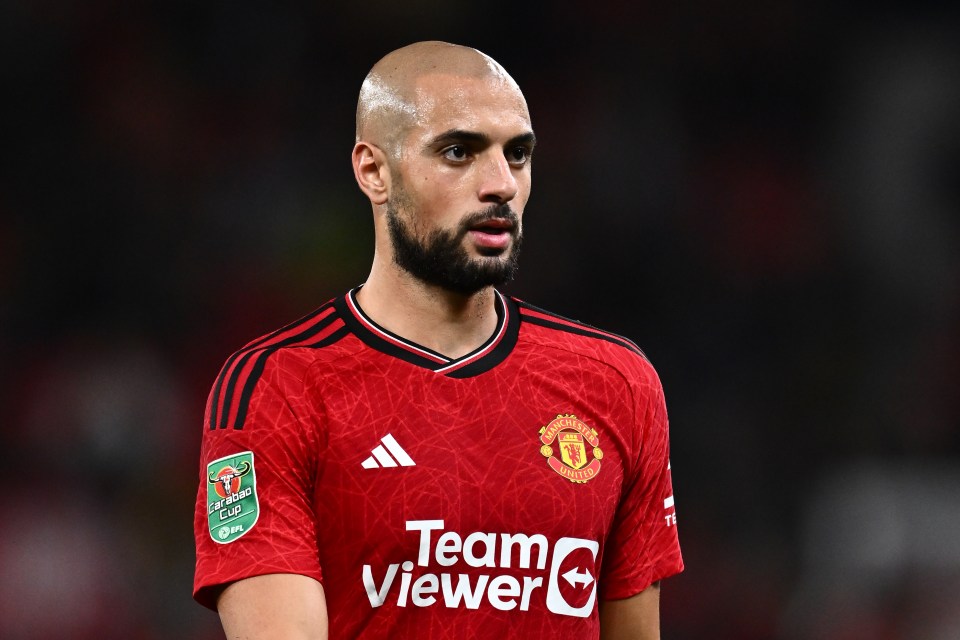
[{"xmin": 356, "ymin": 41, "xmax": 526, "ymax": 157}]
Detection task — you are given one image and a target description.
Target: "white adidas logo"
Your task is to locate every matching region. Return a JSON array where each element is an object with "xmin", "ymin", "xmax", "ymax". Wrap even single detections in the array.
[{"xmin": 361, "ymin": 434, "xmax": 416, "ymax": 469}]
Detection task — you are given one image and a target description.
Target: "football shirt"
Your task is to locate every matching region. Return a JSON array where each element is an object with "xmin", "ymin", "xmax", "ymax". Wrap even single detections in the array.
[{"xmin": 195, "ymin": 289, "xmax": 683, "ymax": 637}]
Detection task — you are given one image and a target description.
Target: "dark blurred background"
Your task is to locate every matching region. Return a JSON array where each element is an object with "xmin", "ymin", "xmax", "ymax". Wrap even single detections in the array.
[{"xmin": 2, "ymin": 1, "xmax": 959, "ymax": 638}]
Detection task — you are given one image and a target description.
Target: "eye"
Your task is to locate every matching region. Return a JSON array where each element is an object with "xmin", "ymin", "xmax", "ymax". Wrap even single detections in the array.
[
  {"xmin": 442, "ymin": 145, "xmax": 469, "ymax": 162},
  {"xmin": 507, "ymin": 146, "xmax": 531, "ymax": 166}
]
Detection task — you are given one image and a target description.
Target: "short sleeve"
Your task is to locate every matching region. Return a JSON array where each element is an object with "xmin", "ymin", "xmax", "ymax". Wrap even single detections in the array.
[
  {"xmin": 193, "ymin": 355, "xmax": 322, "ymax": 610},
  {"xmin": 599, "ymin": 371, "xmax": 683, "ymax": 599}
]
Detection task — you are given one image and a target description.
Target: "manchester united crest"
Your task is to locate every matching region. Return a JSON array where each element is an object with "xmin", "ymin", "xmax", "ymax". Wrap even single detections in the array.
[{"xmin": 539, "ymin": 415, "xmax": 603, "ymax": 483}]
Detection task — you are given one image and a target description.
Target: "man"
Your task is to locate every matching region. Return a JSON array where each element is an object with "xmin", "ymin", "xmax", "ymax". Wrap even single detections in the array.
[{"xmin": 194, "ymin": 41, "xmax": 683, "ymax": 639}]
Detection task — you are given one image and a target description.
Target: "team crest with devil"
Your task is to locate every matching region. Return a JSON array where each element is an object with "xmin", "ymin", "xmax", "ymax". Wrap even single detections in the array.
[{"xmin": 539, "ymin": 415, "xmax": 603, "ymax": 483}]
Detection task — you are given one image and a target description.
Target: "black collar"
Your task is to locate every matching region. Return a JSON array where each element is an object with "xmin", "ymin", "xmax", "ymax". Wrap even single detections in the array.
[{"xmin": 334, "ymin": 287, "xmax": 520, "ymax": 378}]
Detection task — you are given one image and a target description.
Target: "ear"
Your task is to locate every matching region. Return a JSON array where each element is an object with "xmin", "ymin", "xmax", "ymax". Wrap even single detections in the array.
[{"xmin": 352, "ymin": 141, "xmax": 390, "ymax": 206}]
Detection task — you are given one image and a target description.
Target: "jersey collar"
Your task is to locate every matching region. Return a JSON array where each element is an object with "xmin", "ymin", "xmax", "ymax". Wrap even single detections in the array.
[{"xmin": 335, "ymin": 287, "xmax": 519, "ymax": 378}]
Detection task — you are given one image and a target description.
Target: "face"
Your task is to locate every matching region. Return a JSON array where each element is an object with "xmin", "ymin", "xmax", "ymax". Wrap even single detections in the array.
[{"xmin": 385, "ymin": 73, "xmax": 535, "ymax": 294}]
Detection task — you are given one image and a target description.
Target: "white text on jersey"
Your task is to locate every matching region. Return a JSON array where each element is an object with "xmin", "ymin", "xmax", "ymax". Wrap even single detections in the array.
[{"xmin": 362, "ymin": 519, "xmax": 598, "ymax": 618}]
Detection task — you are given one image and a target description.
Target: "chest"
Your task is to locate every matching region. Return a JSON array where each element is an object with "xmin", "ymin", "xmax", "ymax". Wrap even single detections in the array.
[
  {"xmin": 304, "ymin": 354, "xmax": 640, "ymax": 626},
  {"xmin": 311, "ymin": 357, "xmax": 636, "ymax": 550}
]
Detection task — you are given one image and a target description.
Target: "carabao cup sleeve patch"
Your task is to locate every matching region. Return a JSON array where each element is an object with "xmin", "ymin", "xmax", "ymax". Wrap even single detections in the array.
[{"xmin": 205, "ymin": 451, "xmax": 260, "ymax": 544}]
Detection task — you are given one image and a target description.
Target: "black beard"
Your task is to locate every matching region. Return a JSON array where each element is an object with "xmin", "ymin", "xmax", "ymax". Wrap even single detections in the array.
[{"xmin": 387, "ymin": 202, "xmax": 523, "ymax": 296}]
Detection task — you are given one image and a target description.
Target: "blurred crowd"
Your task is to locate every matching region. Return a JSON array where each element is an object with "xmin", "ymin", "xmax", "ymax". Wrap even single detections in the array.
[{"xmin": 1, "ymin": 2, "xmax": 958, "ymax": 638}]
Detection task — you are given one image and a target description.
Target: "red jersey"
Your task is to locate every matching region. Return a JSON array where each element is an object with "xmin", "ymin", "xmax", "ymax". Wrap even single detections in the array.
[{"xmin": 194, "ymin": 289, "xmax": 683, "ymax": 638}]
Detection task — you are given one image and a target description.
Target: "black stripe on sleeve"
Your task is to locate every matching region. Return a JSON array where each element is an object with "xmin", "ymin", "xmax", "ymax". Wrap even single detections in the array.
[
  {"xmin": 517, "ymin": 301, "xmax": 648, "ymax": 361},
  {"xmin": 209, "ymin": 302, "xmax": 337, "ymax": 430},
  {"xmin": 232, "ymin": 325, "xmax": 350, "ymax": 429}
]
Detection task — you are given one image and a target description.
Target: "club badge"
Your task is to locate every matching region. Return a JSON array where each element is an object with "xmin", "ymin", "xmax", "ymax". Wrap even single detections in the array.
[
  {"xmin": 539, "ymin": 415, "xmax": 602, "ymax": 483},
  {"xmin": 206, "ymin": 451, "xmax": 259, "ymax": 544}
]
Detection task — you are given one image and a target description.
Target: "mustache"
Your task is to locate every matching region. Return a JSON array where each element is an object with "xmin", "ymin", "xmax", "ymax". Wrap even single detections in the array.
[{"xmin": 458, "ymin": 204, "xmax": 521, "ymax": 235}]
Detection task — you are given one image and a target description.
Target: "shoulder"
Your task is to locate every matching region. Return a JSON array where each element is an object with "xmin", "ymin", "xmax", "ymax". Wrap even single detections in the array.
[
  {"xmin": 205, "ymin": 297, "xmax": 356, "ymax": 430},
  {"xmin": 512, "ymin": 297, "xmax": 659, "ymax": 385},
  {"xmin": 227, "ymin": 298, "xmax": 356, "ymax": 376}
]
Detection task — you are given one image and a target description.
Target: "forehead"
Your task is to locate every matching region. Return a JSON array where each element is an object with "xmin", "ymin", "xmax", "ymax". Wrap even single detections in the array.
[{"xmin": 407, "ymin": 73, "xmax": 531, "ymax": 137}]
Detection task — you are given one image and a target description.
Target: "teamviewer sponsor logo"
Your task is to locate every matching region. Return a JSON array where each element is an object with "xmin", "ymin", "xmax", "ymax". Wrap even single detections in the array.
[{"xmin": 362, "ymin": 519, "xmax": 599, "ymax": 617}]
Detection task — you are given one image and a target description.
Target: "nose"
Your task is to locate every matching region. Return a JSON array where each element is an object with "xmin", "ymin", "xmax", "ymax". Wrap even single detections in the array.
[{"xmin": 477, "ymin": 151, "xmax": 519, "ymax": 204}]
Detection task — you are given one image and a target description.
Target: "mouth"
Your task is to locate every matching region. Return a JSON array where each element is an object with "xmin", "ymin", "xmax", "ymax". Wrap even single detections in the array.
[
  {"xmin": 468, "ymin": 217, "xmax": 515, "ymax": 235},
  {"xmin": 466, "ymin": 218, "xmax": 515, "ymax": 252}
]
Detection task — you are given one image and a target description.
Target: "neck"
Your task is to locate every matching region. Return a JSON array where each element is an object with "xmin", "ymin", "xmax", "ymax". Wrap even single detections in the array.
[{"xmin": 355, "ymin": 260, "xmax": 500, "ymax": 359}]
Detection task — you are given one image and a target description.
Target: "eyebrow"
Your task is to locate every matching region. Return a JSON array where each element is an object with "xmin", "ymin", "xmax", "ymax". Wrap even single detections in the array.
[{"xmin": 428, "ymin": 129, "xmax": 537, "ymax": 150}]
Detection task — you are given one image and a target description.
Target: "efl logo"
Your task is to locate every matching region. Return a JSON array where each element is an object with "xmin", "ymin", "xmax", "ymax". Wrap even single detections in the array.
[{"xmin": 363, "ymin": 520, "xmax": 599, "ymax": 618}]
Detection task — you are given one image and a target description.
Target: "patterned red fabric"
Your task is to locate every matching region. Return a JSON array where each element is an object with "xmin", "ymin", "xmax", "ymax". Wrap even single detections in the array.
[{"xmin": 194, "ymin": 290, "xmax": 683, "ymax": 638}]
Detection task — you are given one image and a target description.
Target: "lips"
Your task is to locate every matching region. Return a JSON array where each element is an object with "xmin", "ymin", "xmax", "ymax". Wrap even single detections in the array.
[
  {"xmin": 468, "ymin": 217, "xmax": 515, "ymax": 234},
  {"xmin": 467, "ymin": 218, "xmax": 515, "ymax": 251}
]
